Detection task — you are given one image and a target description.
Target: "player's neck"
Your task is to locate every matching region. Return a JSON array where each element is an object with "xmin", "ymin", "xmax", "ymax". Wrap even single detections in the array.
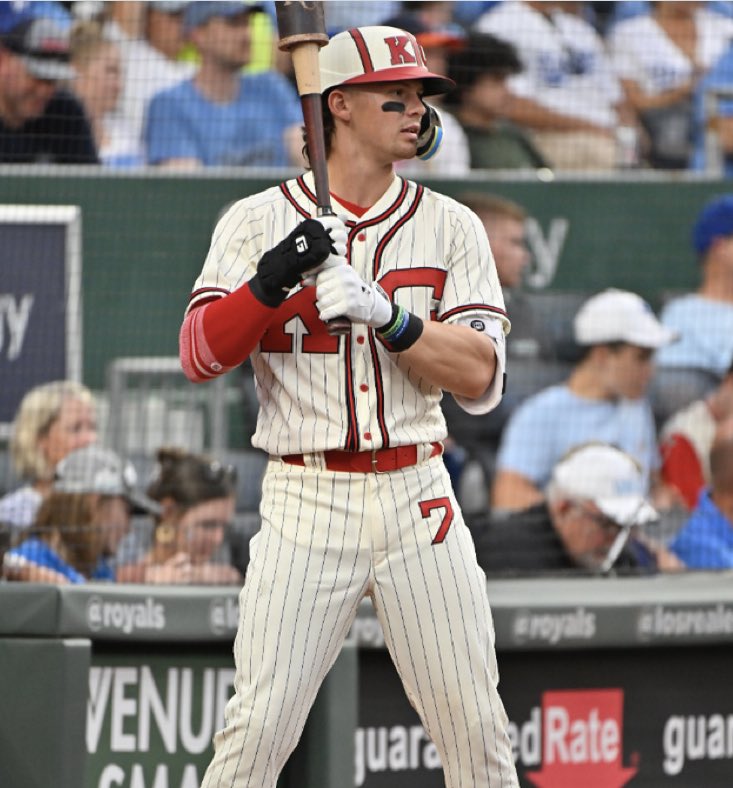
[{"xmin": 327, "ymin": 153, "xmax": 396, "ymax": 209}]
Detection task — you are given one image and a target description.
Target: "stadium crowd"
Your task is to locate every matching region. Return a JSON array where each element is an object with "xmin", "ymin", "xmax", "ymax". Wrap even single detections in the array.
[
  {"xmin": 3, "ymin": 0, "xmax": 733, "ymax": 171},
  {"xmin": 1, "ymin": 1, "xmax": 733, "ymax": 583}
]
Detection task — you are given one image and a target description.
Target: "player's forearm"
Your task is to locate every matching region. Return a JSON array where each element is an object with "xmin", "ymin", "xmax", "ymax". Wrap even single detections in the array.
[
  {"xmin": 179, "ymin": 284, "xmax": 279, "ymax": 383},
  {"xmin": 399, "ymin": 321, "xmax": 497, "ymax": 399}
]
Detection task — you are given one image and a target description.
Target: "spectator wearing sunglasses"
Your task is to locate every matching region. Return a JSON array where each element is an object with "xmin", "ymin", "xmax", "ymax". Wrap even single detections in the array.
[{"xmin": 116, "ymin": 446, "xmax": 242, "ymax": 585}]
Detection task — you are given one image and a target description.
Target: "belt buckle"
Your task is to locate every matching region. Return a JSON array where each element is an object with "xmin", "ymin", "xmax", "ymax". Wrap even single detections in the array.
[{"xmin": 371, "ymin": 448, "xmax": 387, "ymax": 474}]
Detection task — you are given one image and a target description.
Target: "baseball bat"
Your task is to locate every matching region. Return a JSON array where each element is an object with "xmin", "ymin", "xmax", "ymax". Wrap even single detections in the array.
[{"xmin": 275, "ymin": 0, "xmax": 350, "ymax": 334}]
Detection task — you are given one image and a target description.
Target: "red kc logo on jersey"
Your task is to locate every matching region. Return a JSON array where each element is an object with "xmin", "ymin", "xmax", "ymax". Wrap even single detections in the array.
[
  {"xmin": 525, "ymin": 689, "xmax": 638, "ymax": 788},
  {"xmin": 383, "ymin": 35, "xmax": 424, "ymax": 66}
]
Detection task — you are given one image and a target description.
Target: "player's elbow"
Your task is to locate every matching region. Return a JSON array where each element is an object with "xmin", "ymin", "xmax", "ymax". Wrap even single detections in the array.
[{"xmin": 454, "ymin": 347, "xmax": 497, "ymax": 399}]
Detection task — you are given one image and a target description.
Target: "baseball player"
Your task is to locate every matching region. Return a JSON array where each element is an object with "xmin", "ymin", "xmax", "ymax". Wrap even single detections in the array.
[{"xmin": 180, "ymin": 25, "xmax": 518, "ymax": 788}]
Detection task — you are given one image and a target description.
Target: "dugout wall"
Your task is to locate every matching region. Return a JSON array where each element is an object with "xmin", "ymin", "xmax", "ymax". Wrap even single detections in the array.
[{"xmin": 1, "ymin": 575, "xmax": 732, "ymax": 788}]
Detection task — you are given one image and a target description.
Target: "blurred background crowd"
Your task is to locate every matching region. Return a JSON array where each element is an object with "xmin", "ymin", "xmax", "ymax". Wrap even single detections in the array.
[
  {"xmin": 1, "ymin": 0, "xmax": 733, "ymax": 584},
  {"xmin": 4, "ymin": 0, "xmax": 733, "ymax": 172}
]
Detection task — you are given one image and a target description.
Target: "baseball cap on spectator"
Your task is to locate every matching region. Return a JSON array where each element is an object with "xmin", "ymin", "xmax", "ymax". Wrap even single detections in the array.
[
  {"xmin": 150, "ymin": 1, "xmax": 189, "ymax": 13},
  {"xmin": 692, "ymin": 194, "xmax": 733, "ymax": 256},
  {"xmin": 54, "ymin": 445, "xmax": 161, "ymax": 516},
  {"xmin": 183, "ymin": 1, "xmax": 262, "ymax": 34},
  {"xmin": 0, "ymin": 16, "xmax": 74, "ymax": 81},
  {"xmin": 573, "ymin": 288, "xmax": 678, "ymax": 349},
  {"xmin": 382, "ymin": 12, "xmax": 466, "ymax": 50},
  {"xmin": 550, "ymin": 443, "xmax": 658, "ymax": 528}
]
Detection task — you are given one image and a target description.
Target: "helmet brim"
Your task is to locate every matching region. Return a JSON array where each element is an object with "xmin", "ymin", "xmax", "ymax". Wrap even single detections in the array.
[{"xmin": 337, "ymin": 66, "xmax": 455, "ymax": 97}]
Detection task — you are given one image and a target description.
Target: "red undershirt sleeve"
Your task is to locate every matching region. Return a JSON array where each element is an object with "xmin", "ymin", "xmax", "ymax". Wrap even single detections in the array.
[{"xmin": 179, "ymin": 283, "xmax": 278, "ymax": 383}]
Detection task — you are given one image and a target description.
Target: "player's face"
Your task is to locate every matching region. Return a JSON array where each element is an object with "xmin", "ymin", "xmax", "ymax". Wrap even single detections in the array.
[
  {"xmin": 603, "ymin": 344, "xmax": 655, "ymax": 400},
  {"xmin": 554, "ymin": 500, "xmax": 621, "ymax": 570},
  {"xmin": 179, "ymin": 495, "xmax": 235, "ymax": 560},
  {"xmin": 345, "ymin": 81, "xmax": 426, "ymax": 163},
  {"xmin": 484, "ymin": 215, "xmax": 530, "ymax": 289},
  {"xmin": 39, "ymin": 396, "xmax": 98, "ymax": 471}
]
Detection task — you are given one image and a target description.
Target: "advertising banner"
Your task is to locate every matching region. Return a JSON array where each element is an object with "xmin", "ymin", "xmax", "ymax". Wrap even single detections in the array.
[
  {"xmin": 357, "ymin": 646, "xmax": 733, "ymax": 788},
  {"xmin": 86, "ymin": 647, "xmax": 234, "ymax": 788},
  {"xmin": 0, "ymin": 205, "xmax": 81, "ymax": 434}
]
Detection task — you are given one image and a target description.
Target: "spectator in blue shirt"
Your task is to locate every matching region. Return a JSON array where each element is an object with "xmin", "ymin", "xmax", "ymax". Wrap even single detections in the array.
[
  {"xmin": 491, "ymin": 288, "xmax": 678, "ymax": 513},
  {"xmin": 655, "ymin": 195, "xmax": 733, "ymax": 378},
  {"xmin": 690, "ymin": 39, "xmax": 733, "ymax": 176},
  {"xmin": 670, "ymin": 417, "xmax": 733, "ymax": 568},
  {"xmin": 3, "ymin": 445, "xmax": 159, "ymax": 583},
  {"xmin": 145, "ymin": 1, "xmax": 303, "ymax": 168}
]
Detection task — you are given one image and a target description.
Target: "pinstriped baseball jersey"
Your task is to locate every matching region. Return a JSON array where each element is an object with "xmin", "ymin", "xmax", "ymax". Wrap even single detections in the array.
[{"xmin": 188, "ymin": 171, "xmax": 509, "ymax": 456}]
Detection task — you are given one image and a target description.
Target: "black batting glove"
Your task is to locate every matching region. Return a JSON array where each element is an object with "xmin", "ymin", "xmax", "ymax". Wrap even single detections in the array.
[{"xmin": 250, "ymin": 219, "xmax": 333, "ymax": 307}]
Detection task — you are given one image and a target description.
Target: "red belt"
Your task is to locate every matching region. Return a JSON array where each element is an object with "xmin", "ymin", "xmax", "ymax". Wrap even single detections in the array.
[{"xmin": 281, "ymin": 442, "xmax": 442, "ymax": 474}]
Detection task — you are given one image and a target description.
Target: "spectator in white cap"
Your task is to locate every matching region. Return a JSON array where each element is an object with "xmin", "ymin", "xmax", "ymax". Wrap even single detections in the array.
[
  {"xmin": 0, "ymin": 11, "xmax": 98, "ymax": 162},
  {"xmin": 3, "ymin": 445, "xmax": 159, "ymax": 584},
  {"xmin": 491, "ymin": 288, "xmax": 678, "ymax": 513},
  {"xmin": 144, "ymin": 1, "xmax": 303, "ymax": 168},
  {"xmin": 476, "ymin": 442, "xmax": 683, "ymax": 574}
]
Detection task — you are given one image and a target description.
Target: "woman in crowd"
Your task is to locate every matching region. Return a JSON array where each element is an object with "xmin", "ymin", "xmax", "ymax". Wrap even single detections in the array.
[
  {"xmin": 69, "ymin": 19, "xmax": 142, "ymax": 167},
  {"xmin": 0, "ymin": 380, "xmax": 97, "ymax": 534},
  {"xmin": 3, "ymin": 445, "xmax": 158, "ymax": 583},
  {"xmin": 116, "ymin": 446, "xmax": 242, "ymax": 585}
]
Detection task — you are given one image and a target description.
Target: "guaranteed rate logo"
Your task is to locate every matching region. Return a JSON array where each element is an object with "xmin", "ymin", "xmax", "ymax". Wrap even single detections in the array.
[{"xmin": 524, "ymin": 689, "xmax": 638, "ymax": 788}]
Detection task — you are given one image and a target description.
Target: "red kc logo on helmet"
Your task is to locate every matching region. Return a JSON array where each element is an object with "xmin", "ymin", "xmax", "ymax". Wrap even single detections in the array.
[{"xmin": 383, "ymin": 34, "xmax": 426, "ymax": 68}]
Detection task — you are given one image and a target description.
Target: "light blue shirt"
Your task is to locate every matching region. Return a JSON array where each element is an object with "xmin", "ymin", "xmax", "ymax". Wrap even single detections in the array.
[
  {"xmin": 670, "ymin": 490, "xmax": 733, "ymax": 568},
  {"xmin": 7, "ymin": 537, "xmax": 115, "ymax": 583},
  {"xmin": 655, "ymin": 295, "xmax": 733, "ymax": 376},
  {"xmin": 496, "ymin": 385, "xmax": 659, "ymax": 490},
  {"xmin": 691, "ymin": 42, "xmax": 733, "ymax": 175},
  {"xmin": 145, "ymin": 72, "xmax": 302, "ymax": 167}
]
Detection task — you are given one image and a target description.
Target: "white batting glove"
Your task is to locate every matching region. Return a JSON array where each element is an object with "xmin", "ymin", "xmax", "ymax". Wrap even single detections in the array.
[
  {"xmin": 302, "ymin": 214, "xmax": 348, "ymax": 286},
  {"xmin": 315, "ymin": 264, "xmax": 393, "ymax": 328}
]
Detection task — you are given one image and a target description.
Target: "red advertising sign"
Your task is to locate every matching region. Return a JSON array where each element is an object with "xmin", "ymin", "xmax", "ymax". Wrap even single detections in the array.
[{"xmin": 524, "ymin": 689, "xmax": 637, "ymax": 788}]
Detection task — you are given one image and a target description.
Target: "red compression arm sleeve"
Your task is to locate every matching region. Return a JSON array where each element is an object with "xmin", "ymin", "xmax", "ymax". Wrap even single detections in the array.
[{"xmin": 179, "ymin": 283, "xmax": 278, "ymax": 383}]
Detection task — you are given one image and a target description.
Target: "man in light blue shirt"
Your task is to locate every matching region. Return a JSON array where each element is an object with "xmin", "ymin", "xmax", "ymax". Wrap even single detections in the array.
[
  {"xmin": 492, "ymin": 288, "xmax": 677, "ymax": 512},
  {"xmin": 145, "ymin": 2, "xmax": 303, "ymax": 167}
]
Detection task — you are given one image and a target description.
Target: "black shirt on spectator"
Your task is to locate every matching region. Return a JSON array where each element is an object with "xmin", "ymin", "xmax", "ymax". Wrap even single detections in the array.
[
  {"xmin": 0, "ymin": 90, "xmax": 98, "ymax": 163},
  {"xmin": 470, "ymin": 503, "xmax": 654, "ymax": 576}
]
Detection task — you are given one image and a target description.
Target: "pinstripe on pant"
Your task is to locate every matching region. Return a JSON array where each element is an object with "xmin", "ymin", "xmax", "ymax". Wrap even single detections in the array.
[{"xmin": 202, "ymin": 454, "xmax": 518, "ymax": 788}]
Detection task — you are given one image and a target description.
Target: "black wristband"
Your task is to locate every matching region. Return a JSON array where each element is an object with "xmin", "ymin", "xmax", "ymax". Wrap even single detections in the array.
[
  {"xmin": 248, "ymin": 272, "xmax": 288, "ymax": 308},
  {"xmin": 377, "ymin": 303, "xmax": 424, "ymax": 352}
]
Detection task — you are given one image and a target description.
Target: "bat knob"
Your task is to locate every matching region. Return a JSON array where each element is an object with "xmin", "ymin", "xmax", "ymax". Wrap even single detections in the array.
[{"xmin": 326, "ymin": 317, "xmax": 352, "ymax": 336}]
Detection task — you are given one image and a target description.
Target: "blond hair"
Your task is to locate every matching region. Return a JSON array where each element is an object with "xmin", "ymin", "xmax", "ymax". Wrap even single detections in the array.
[{"xmin": 10, "ymin": 381, "xmax": 95, "ymax": 482}]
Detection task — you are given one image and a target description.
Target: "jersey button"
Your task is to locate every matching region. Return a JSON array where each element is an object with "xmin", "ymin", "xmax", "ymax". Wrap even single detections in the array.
[
  {"xmin": 363, "ymin": 432, "xmax": 372, "ymax": 441},
  {"xmin": 356, "ymin": 335, "xmax": 365, "ymax": 344},
  {"xmin": 357, "ymin": 232, "xmax": 366, "ymax": 242},
  {"xmin": 360, "ymin": 384, "xmax": 368, "ymax": 392}
]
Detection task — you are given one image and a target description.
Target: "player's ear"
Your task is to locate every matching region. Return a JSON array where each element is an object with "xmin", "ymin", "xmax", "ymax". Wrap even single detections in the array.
[{"xmin": 327, "ymin": 88, "xmax": 351, "ymax": 122}]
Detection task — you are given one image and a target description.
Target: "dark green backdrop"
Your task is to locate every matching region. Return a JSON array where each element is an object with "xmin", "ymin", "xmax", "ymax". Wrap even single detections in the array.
[{"xmin": 1, "ymin": 171, "xmax": 726, "ymax": 388}]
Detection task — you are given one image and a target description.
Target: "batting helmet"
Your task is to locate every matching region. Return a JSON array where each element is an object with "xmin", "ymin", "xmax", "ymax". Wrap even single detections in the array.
[{"xmin": 319, "ymin": 26, "xmax": 455, "ymax": 96}]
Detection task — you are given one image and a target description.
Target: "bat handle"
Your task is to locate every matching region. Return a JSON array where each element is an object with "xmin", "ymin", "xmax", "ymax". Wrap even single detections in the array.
[{"xmin": 317, "ymin": 205, "xmax": 352, "ymax": 336}]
